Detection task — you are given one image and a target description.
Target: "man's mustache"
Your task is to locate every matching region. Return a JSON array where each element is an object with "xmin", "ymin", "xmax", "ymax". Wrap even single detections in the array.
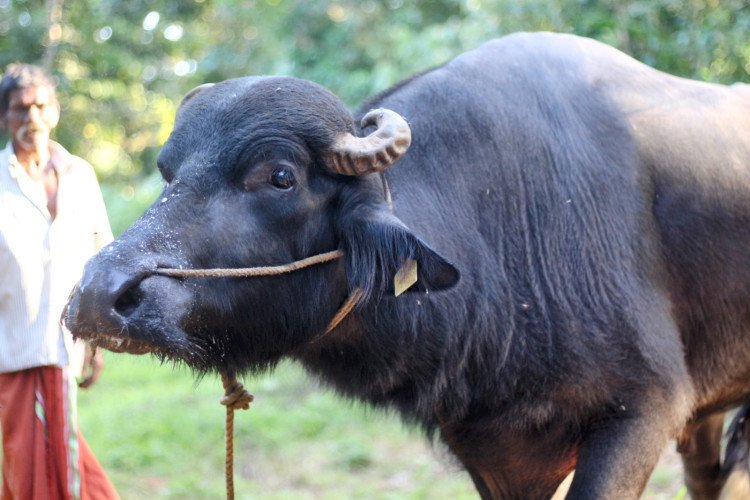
[{"xmin": 15, "ymin": 124, "xmax": 49, "ymax": 144}]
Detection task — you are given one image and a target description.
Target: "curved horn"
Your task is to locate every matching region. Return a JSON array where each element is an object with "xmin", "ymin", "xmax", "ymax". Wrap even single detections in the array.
[
  {"xmin": 326, "ymin": 108, "xmax": 412, "ymax": 176},
  {"xmin": 179, "ymin": 83, "xmax": 215, "ymax": 107}
]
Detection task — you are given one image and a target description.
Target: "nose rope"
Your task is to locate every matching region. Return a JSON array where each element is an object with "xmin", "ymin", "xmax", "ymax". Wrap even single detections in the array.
[
  {"xmin": 152, "ymin": 247, "xmax": 358, "ymax": 338},
  {"xmin": 153, "ymin": 249, "xmax": 344, "ymax": 278},
  {"xmin": 153, "ymin": 248, "xmax": 356, "ymax": 500}
]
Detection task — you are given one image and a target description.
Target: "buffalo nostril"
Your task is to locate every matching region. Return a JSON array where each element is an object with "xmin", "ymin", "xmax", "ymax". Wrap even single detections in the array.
[{"xmin": 114, "ymin": 283, "xmax": 144, "ymax": 317}]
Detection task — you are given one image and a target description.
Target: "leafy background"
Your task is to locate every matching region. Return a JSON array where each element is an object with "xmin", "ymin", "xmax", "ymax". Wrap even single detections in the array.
[
  {"xmin": 1, "ymin": 0, "xmax": 749, "ymax": 498},
  {"xmin": 2, "ymin": 0, "xmax": 749, "ymax": 233}
]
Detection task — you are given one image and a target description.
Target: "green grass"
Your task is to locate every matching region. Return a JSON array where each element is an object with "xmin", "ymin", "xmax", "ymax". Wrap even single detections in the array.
[
  {"xmin": 77, "ymin": 353, "xmax": 688, "ymax": 499},
  {"xmin": 78, "ymin": 354, "xmax": 476, "ymax": 499}
]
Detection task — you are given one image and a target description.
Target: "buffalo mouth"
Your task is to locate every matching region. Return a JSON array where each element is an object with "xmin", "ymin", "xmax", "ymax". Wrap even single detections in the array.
[{"xmin": 73, "ymin": 331, "xmax": 161, "ymax": 355}]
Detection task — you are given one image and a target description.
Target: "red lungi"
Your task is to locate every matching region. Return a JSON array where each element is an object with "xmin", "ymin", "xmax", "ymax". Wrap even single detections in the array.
[{"xmin": 0, "ymin": 366, "xmax": 118, "ymax": 500}]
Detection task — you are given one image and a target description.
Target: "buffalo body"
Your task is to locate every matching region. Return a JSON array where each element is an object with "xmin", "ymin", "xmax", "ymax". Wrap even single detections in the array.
[{"xmin": 65, "ymin": 33, "xmax": 750, "ymax": 499}]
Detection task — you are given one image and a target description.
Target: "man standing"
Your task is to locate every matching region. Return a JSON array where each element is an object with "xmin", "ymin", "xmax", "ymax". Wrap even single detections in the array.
[{"xmin": 0, "ymin": 64, "xmax": 118, "ymax": 499}]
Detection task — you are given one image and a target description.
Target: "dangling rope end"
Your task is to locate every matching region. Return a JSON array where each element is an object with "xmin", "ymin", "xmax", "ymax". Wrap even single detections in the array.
[{"xmin": 220, "ymin": 371, "xmax": 253, "ymax": 500}]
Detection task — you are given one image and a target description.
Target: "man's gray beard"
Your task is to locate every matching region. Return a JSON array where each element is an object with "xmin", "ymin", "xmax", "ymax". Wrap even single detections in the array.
[{"xmin": 15, "ymin": 124, "xmax": 49, "ymax": 153}]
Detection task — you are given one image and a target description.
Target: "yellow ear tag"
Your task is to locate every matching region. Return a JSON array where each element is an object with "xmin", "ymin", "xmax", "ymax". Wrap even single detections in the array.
[{"xmin": 394, "ymin": 258, "xmax": 418, "ymax": 297}]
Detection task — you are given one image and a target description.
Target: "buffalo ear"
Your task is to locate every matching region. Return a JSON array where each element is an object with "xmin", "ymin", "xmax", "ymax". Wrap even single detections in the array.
[
  {"xmin": 338, "ymin": 205, "xmax": 459, "ymax": 301},
  {"xmin": 407, "ymin": 237, "xmax": 460, "ymax": 293}
]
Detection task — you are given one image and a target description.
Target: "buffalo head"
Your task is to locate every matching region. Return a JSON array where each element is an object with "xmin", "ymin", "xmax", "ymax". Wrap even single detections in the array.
[{"xmin": 63, "ymin": 77, "xmax": 458, "ymax": 374}]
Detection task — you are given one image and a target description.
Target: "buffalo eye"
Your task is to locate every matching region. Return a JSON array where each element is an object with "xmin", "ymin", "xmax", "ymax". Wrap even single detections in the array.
[{"xmin": 269, "ymin": 167, "xmax": 295, "ymax": 190}]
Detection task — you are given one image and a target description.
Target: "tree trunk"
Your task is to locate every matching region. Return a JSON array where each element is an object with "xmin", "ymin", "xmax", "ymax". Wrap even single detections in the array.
[{"xmin": 43, "ymin": 0, "xmax": 64, "ymax": 71}]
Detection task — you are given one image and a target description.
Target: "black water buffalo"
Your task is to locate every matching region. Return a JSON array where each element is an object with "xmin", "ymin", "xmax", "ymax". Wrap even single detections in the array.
[{"xmin": 64, "ymin": 32, "xmax": 750, "ymax": 498}]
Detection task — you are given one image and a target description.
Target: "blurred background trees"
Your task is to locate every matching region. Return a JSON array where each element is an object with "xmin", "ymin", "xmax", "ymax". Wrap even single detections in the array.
[{"xmin": 1, "ymin": 0, "xmax": 749, "ymax": 232}]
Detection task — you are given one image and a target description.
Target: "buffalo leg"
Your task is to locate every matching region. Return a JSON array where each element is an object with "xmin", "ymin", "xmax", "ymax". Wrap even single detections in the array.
[
  {"xmin": 566, "ymin": 386, "xmax": 692, "ymax": 499},
  {"xmin": 466, "ymin": 468, "xmax": 494, "ymax": 500},
  {"xmin": 678, "ymin": 413, "xmax": 725, "ymax": 500}
]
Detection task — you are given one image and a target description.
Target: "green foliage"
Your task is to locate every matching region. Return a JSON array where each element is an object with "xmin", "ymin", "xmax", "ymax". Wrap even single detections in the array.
[{"xmin": 1, "ymin": 0, "xmax": 748, "ymax": 233}]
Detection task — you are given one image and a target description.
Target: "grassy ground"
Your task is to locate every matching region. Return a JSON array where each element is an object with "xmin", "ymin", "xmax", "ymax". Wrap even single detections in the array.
[{"xmin": 77, "ymin": 353, "xmax": 687, "ymax": 499}]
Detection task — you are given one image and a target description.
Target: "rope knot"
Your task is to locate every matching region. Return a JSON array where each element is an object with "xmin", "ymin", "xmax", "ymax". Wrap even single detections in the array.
[{"xmin": 220, "ymin": 376, "xmax": 254, "ymax": 410}]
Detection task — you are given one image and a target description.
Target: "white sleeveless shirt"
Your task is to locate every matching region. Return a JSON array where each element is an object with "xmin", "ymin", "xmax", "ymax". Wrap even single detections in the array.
[{"xmin": 0, "ymin": 142, "xmax": 112, "ymax": 375}]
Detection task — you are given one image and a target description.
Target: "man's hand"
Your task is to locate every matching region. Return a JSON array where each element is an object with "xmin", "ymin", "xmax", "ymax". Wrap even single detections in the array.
[{"xmin": 79, "ymin": 344, "xmax": 104, "ymax": 389}]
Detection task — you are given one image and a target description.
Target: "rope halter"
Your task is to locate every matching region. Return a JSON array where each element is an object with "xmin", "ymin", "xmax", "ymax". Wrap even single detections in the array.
[{"xmin": 153, "ymin": 248, "xmax": 357, "ymax": 500}]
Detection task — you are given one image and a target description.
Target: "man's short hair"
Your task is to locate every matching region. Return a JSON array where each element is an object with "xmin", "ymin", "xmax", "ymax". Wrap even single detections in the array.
[{"xmin": 0, "ymin": 63, "xmax": 57, "ymax": 116}]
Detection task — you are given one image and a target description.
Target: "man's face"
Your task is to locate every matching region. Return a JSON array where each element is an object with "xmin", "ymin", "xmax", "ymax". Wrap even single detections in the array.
[{"xmin": 4, "ymin": 85, "xmax": 59, "ymax": 156}]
